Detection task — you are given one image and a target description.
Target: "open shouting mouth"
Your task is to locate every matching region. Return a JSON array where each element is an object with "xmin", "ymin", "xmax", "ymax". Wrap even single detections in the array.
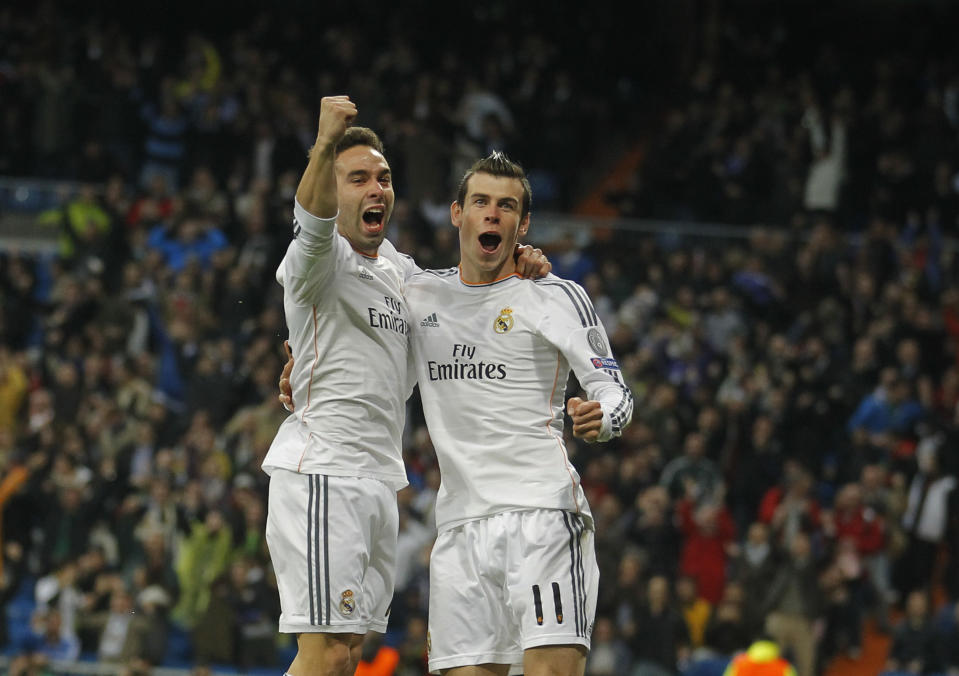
[
  {"xmin": 362, "ymin": 206, "xmax": 385, "ymax": 233},
  {"xmin": 479, "ymin": 232, "xmax": 502, "ymax": 253}
]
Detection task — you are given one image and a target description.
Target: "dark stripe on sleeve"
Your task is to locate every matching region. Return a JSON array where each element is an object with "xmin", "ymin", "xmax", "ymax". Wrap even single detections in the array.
[
  {"xmin": 602, "ymin": 368, "xmax": 633, "ymax": 433},
  {"xmin": 611, "ymin": 388, "xmax": 634, "ymax": 433},
  {"xmin": 567, "ymin": 280, "xmax": 599, "ymax": 326},
  {"xmin": 537, "ymin": 281, "xmax": 588, "ymax": 327}
]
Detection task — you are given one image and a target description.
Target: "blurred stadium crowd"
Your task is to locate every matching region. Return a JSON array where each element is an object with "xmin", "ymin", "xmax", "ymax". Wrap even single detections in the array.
[{"xmin": 1, "ymin": 1, "xmax": 959, "ymax": 675}]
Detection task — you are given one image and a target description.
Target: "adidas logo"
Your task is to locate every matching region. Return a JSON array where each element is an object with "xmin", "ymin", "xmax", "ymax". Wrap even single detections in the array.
[
  {"xmin": 358, "ymin": 266, "xmax": 374, "ymax": 280},
  {"xmin": 420, "ymin": 313, "xmax": 439, "ymax": 328}
]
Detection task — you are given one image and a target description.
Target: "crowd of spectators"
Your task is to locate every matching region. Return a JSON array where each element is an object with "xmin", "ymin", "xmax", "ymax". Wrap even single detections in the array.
[
  {"xmin": 2, "ymin": 2, "xmax": 959, "ymax": 676},
  {"xmin": 616, "ymin": 2, "xmax": 959, "ymax": 235},
  {"xmin": 0, "ymin": 0, "xmax": 653, "ymax": 217}
]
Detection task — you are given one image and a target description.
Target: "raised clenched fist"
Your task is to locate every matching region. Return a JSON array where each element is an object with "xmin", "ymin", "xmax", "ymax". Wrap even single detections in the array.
[{"xmin": 316, "ymin": 95, "xmax": 358, "ymax": 150}]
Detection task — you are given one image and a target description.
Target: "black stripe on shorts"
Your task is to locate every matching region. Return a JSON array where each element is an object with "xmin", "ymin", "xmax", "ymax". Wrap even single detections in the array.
[
  {"xmin": 323, "ymin": 475, "xmax": 330, "ymax": 624},
  {"xmin": 574, "ymin": 515, "xmax": 587, "ymax": 636},
  {"xmin": 562, "ymin": 511, "xmax": 583, "ymax": 637},
  {"xmin": 552, "ymin": 582, "xmax": 564, "ymax": 624},
  {"xmin": 532, "ymin": 584, "xmax": 544, "ymax": 625},
  {"xmin": 307, "ymin": 474, "xmax": 315, "ymax": 624}
]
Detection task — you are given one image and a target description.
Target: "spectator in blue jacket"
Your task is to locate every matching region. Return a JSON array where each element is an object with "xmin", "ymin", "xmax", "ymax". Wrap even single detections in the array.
[{"xmin": 146, "ymin": 214, "xmax": 228, "ymax": 273}]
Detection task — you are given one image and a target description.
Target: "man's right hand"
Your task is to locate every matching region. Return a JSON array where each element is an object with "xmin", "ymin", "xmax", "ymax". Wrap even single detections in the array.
[
  {"xmin": 297, "ymin": 96, "xmax": 357, "ymax": 219},
  {"xmin": 567, "ymin": 396, "xmax": 604, "ymax": 442},
  {"xmin": 315, "ymin": 95, "xmax": 357, "ymax": 152}
]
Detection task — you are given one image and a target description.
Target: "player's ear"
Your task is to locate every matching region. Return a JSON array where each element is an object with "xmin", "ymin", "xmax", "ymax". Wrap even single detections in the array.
[
  {"xmin": 518, "ymin": 213, "xmax": 530, "ymax": 237},
  {"xmin": 450, "ymin": 201, "xmax": 463, "ymax": 229}
]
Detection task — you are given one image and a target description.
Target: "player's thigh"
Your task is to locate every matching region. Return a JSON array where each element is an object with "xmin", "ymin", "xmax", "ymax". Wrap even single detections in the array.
[
  {"xmin": 523, "ymin": 644, "xmax": 587, "ymax": 676},
  {"xmin": 428, "ymin": 524, "xmax": 522, "ymax": 673},
  {"xmin": 266, "ymin": 469, "xmax": 316, "ymax": 625},
  {"xmin": 266, "ymin": 470, "xmax": 396, "ymax": 632},
  {"xmin": 506, "ymin": 510, "xmax": 599, "ymax": 649},
  {"xmin": 364, "ymin": 485, "xmax": 399, "ymax": 627}
]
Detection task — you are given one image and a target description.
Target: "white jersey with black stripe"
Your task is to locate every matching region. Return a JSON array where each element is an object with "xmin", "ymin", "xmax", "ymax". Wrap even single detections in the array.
[
  {"xmin": 405, "ymin": 270, "xmax": 633, "ymax": 532},
  {"xmin": 262, "ymin": 200, "xmax": 415, "ymax": 489}
]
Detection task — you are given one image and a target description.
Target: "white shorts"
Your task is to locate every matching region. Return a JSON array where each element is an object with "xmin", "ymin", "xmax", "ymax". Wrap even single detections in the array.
[
  {"xmin": 427, "ymin": 509, "xmax": 598, "ymax": 674},
  {"xmin": 265, "ymin": 469, "xmax": 398, "ymax": 634}
]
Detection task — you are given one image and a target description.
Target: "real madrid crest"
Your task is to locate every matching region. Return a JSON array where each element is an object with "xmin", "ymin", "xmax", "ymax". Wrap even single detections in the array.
[
  {"xmin": 339, "ymin": 589, "xmax": 356, "ymax": 615},
  {"xmin": 494, "ymin": 307, "xmax": 514, "ymax": 334}
]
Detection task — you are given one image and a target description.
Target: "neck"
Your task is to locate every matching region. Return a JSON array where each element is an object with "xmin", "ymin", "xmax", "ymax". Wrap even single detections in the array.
[
  {"xmin": 459, "ymin": 260, "xmax": 516, "ymax": 285},
  {"xmin": 338, "ymin": 226, "xmax": 381, "ymax": 258},
  {"xmin": 345, "ymin": 237, "xmax": 379, "ymax": 258}
]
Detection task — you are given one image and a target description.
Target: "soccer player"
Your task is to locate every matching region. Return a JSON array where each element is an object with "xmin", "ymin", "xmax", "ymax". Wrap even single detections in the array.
[
  {"xmin": 264, "ymin": 97, "xmax": 548, "ymax": 676},
  {"xmin": 405, "ymin": 152, "xmax": 633, "ymax": 676}
]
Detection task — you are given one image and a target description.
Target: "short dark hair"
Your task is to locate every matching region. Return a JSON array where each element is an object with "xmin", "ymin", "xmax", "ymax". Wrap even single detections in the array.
[
  {"xmin": 456, "ymin": 151, "xmax": 532, "ymax": 221},
  {"xmin": 334, "ymin": 126, "xmax": 385, "ymax": 156}
]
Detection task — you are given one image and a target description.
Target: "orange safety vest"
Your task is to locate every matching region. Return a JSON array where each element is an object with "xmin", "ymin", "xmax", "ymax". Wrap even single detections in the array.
[
  {"xmin": 0, "ymin": 464, "xmax": 29, "ymax": 581},
  {"xmin": 354, "ymin": 645, "xmax": 400, "ymax": 676},
  {"xmin": 723, "ymin": 641, "xmax": 797, "ymax": 676}
]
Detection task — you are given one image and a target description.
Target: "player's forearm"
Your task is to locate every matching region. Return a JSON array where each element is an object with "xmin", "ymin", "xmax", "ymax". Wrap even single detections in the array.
[{"xmin": 295, "ymin": 140, "xmax": 338, "ymax": 219}]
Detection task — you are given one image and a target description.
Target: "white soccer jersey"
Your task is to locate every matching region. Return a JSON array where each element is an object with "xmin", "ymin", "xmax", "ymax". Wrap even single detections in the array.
[
  {"xmin": 406, "ymin": 270, "xmax": 634, "ymax": 532},
  {"xmin": 262, "ymin": 200, "xmax": 415, "ymax": 489}
]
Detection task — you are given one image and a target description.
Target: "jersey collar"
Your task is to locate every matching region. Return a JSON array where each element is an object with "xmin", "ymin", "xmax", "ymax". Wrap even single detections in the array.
[{"xmin": 458, "ymin": 267, "xmax": 521, "ymax": 287}]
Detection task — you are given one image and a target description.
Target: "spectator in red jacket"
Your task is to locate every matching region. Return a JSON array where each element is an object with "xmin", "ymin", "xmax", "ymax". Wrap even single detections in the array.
[
  {"xmin": 759, "ymin": 460, "xmax": 821, "ymax": 546},
  {"xmin": 823, "ymin": 481, "xmax": 891, "ymax": 631},
  {"xmin": 824, "ymin": 483, "xmax": 885, "ymax": 555},
  {"xmin": 677, "ymin": 495, "xmax": 738, "ymax": 605}
]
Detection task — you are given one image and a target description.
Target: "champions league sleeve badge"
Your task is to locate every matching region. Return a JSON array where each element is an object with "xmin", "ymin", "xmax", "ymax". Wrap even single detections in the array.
[
  {"xmin": 587, "ymin": 328, "xmax": 608, "ymax": 356},
  {"xmin": 494, "ymin": 307, "xmax": 514, "ymax": 334}
]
